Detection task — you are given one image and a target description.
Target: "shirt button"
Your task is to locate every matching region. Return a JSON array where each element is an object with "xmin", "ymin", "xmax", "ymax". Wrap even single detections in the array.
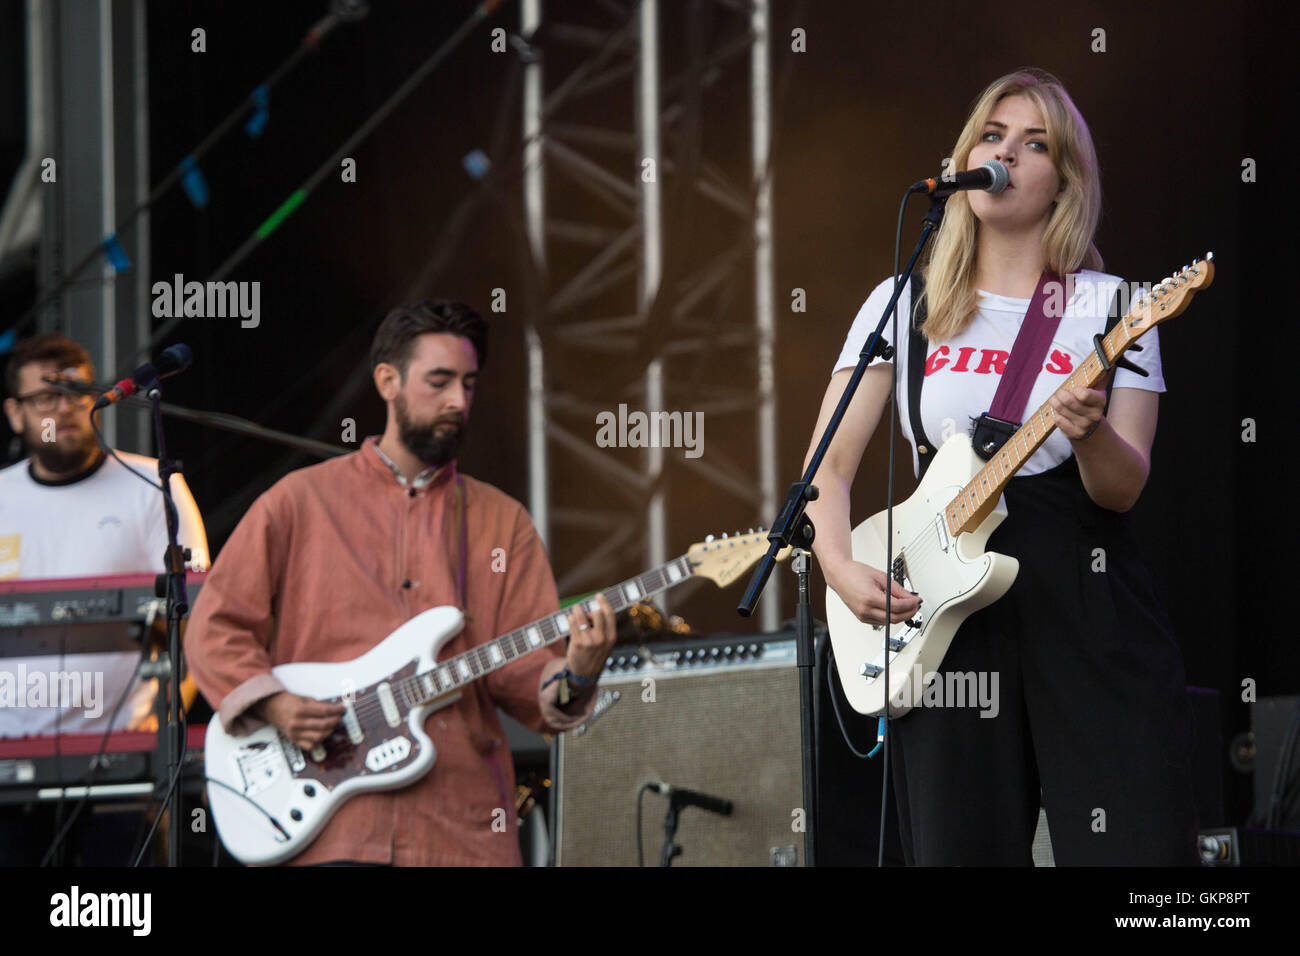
[
  {"xmin": 918, "ymin": 444, "xmax": 929, "ymax": 454},
  {"xmin": 402, "ymin": 580, "xmax": 413, "ymax": 589},
  {"xmin": 408, "ymin": 488, "xmax": 418, "ymax": 498}
]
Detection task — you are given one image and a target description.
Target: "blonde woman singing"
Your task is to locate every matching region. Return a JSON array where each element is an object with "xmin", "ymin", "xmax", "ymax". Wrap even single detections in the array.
[{"xmin": 805, "ymin": 68, "xmax": 1197, "ymax": 865}]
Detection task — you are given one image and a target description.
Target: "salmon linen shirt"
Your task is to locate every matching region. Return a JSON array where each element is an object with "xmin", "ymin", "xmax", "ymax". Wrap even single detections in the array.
[{"xmin": 184, "ymin": 436, "xmax": 596, "ymax": 866}]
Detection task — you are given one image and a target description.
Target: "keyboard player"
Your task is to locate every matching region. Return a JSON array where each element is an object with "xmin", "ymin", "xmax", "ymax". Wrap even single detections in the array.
[{"xmin": 1, "ymin": 333, "xmax": 209, "ymax": 864}]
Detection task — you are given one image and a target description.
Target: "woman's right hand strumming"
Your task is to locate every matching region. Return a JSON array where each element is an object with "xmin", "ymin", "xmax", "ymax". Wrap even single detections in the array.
[{"xmin": 824, "ymin": 559, "xmax": 922, "ymax": 626}]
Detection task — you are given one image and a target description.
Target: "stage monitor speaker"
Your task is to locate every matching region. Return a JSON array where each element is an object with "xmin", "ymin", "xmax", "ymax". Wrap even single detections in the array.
[
  {"xmin": 553, "ymin": 634, "xmax": 804, "ymax": 866},
  {"xmin": 1252, "ymin": 695, "xmax": 1300, "ymax": 830}
]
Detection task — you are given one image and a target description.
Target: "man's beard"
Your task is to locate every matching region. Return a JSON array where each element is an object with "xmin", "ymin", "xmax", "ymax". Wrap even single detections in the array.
[
  {"xmin": 23, "ymin": 421, "xmax": 100, "ymax": 475},
  {"xmin": 395, "ymin": 393, "xmax": 465, "ymax": 470}
]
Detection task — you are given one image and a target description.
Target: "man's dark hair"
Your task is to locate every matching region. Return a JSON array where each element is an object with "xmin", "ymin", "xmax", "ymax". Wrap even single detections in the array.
[
  {"xmin": 370, "ymin": 300, "xmax": 489, "ymax": 381},
  {"xmin": 4, "ymin": 333, "xmax": 93, "ymax": 399}
]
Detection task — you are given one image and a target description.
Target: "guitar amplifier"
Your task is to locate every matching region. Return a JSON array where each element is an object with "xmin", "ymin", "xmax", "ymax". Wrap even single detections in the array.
[{"xmin": 553, "ymin": 633, "xmax": 805, "ymax": 866}]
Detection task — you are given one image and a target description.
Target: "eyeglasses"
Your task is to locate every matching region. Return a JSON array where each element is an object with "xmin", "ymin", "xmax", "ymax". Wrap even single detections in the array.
[{"xmin": 14, "ymin": 388, "xmax": 95, "ymax": 414}]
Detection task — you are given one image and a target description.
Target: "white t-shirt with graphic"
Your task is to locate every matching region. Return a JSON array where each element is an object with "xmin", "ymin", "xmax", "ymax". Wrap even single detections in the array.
[
  {"xmin": 0, "ymin": 451, "xmax": 209, "ymax": 738},
  {"xmin": 834, "ymin": 270, "xmax": 1164, "ymax": 478}
]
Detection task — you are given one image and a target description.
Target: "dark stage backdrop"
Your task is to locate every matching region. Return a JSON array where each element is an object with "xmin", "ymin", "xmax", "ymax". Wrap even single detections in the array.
[{"xmin": 2, "ymin": 2, "xmax": 1293, "ymax": 817}]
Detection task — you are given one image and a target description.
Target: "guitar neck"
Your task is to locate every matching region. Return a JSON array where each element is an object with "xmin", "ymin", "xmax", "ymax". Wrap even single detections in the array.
[
  {"xmin": 943, "ymin": 314, "xmax": 1140, "ymax": 537},
  {"xmin": 403, "ymin": 554, "xmax": 696, "ymax": 706}
]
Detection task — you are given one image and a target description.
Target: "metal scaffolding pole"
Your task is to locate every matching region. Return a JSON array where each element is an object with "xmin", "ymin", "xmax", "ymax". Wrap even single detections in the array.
[
  {"xmin": 525, "ymin": 0, "xmax": 777, "ymax": 629},
  {"xmin": 522, "ymin": 0, "xmax": 549, "ymax": 549},
  {"xmin": 31, "ymin": 0, "xmax": 151, "ymax": 454},
  {"xmin": 751, "ymin": 0, "xmax": 777, "ymax": 630},
  {"xmin": 637, "ymin": 0, "xmax": 667, "ymax": 599}
]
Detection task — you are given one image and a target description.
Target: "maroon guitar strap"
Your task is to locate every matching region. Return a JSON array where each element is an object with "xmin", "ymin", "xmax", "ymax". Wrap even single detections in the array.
[{"xmin": 987, "ymin": 270, "xmax": 1064, "ymax": 422}]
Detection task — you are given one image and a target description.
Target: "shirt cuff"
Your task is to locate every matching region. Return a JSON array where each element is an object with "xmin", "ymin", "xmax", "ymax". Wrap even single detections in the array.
[
  {"xmin": 218, "ymin": 673, "xmax": 287, "ymax": 736},
  {"xmin": 536, "ymin": 656, "xmax": 599, "ymax": 732}
]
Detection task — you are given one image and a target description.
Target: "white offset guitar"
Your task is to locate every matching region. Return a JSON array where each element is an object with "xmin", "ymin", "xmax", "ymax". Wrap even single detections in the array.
[
  {"xmin": 205, "ymin": 530, "xmax": 788, "ymax": 864},
  {"xmin": 826, "ymin": 255, "xmax": 1214, "ymax": 717}
]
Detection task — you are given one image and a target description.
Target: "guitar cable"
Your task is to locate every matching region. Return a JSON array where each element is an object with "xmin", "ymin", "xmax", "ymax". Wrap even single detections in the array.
[
  {"xmin": 875, "ymin": 184, "xmax": 916, "ymax": 867},
  {"xmin": 808, "ymin": 184, "xmax": 915, "ymax": 866},
  {"xmin": 636, "ymin": 782, "xmax": 652, "ymax": 867},
  {"xmin": 820, "ymin": 634, "xmax": 875, "ymax": 760},
  {"xmin": 200, "ymin": 776, "xmax": 292, "ymax": 843},
  {"xmin": 39, "ymin": 639, "xmax": 142, "ymax": 866}
]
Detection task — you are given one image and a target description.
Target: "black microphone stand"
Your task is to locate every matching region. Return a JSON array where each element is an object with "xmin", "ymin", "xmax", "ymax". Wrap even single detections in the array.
[
  {"xmin": 659, "ymin": 798, "xmax": 684, "ymax": 867},
  {"xmin": 737, "ymin": 192, "xmax": 951, "ymax": 867},
  {"xmin": 144, "ymin": 380, "xmax": 192, "ymax": 867}
]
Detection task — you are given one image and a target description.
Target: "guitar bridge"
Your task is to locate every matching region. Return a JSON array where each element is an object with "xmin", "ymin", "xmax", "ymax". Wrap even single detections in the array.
[
  {"xmin": 278, "ymin": 734, "xmax": 306, "ymax": 772},
  {"xmin": 891, "ymin": 554, "xmax": 908, "ymax": 589}
]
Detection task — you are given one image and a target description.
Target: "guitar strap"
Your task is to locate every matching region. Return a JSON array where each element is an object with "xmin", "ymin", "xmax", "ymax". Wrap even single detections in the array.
[
  {"xmin": 906, "ymin": 273, "xmax": 1125, "ymax": 481},
  {"xmin": 445, "ymin": 474, "xmax": 468, "ymax": 612}
]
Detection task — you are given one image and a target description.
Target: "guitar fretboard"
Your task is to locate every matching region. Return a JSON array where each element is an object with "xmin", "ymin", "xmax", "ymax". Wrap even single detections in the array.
[
  {"xmin": 395, "ymin": 555, "xmax": 695, "ymax": 708},
  {"xmin": 943, "ymin": 311, "xmax": 1140, "ymax": 536}
]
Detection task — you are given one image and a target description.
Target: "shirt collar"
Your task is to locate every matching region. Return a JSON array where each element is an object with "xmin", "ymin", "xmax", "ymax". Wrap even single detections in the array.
[
  {"xmin": 365, "ymin": 436, "xmax": 455, "ymax": 489},
  {"xmin": 26, "ymin": 447, "xmax": 109, "ymax": 487}
]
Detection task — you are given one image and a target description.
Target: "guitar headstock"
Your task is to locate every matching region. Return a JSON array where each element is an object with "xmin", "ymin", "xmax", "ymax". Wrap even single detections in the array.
[
  {"xmin": 1126, "ymin": 253, "xmax": 1215, "ymax": 334},
  {"xmin": 686, "ymin": 528, "xmax": 792, "ymax": 587}
]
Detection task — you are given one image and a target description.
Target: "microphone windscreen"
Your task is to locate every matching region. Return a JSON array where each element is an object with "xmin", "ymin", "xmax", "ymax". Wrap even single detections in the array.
[{"xmin": 982, "ymin": 160, "xmax": 1010, "ymax": 193}]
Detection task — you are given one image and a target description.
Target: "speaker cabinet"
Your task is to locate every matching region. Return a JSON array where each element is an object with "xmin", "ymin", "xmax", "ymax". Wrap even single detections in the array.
[
  {"xmin": 553, "ymin": 636, "xmax": 805, "ymax": 866},
  {"xmin": 1252, "ymin": 695, "xmax": 1300, "ymax": 830}
]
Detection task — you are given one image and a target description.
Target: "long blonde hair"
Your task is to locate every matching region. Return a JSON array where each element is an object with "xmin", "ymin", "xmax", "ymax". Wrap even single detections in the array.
[{"xmin": 918, "ymin": 68, "xmax": 1103, "ymax": 341}]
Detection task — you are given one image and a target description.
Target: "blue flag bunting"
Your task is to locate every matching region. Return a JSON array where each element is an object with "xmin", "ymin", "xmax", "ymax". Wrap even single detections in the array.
[
  {"xmin": 102, "ymin": 233, "xmax": 131, "ymax": 273},
  {"xmin": 179, "ymin": 155, "xmax": 209, "ymax": 209},
  {"xmin": 245, "ymin": 85, "xmax": 270, "ymax": 139}
]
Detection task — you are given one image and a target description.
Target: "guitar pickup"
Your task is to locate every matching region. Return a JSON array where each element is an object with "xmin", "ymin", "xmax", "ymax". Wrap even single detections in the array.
[
  {"xmin": 342, "ymin": 702, "xmax": 364, "ymax": 745},
  {"xmin": 933, "ymin": 514, "xmax": 950, "ymax": 552},
  {"xmin": 376, "ymin": 682, "xmax": 401, "ymax": 728}
]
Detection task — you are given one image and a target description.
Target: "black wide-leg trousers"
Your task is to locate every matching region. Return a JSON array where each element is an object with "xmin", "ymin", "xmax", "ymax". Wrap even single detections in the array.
[{"xmin": 888, "ymin": 457, "xmax": 1200, "ymax": 866}]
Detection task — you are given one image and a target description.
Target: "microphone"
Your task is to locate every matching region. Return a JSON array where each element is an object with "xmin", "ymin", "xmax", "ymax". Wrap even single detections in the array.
[
  {"xmin": 647, "ymin": 782, "xmax": 733, "ymax": 816},
  {"xmin": 910, "ymin": 160, "xmax": 1009, "ymax": 198},
  {"xmin": 92, "ymin": 344, "xmax": 193, "ymax": 410}
]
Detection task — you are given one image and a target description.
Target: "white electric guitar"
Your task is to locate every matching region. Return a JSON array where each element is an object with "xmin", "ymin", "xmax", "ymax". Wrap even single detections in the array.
[
  {"xmin": 826, "ymin": 255, "xmax": 1215, "ymax": 717},
  {"xmin": 205, "ymin": 530, "xmax": 788, "ymax": 864}
]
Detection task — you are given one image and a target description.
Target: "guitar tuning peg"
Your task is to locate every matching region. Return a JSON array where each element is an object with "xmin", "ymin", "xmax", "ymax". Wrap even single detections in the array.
[
  {"xmin": 1206, "ymin": 250, "xmax": 1214, "ymax": 261},
  {"xmin": 720, "ymin": 532, "xmax": 728, "ymax": 539},
  {"xmin": 747, "ymin": 527, "xmax": 755, "ymax": 534},
  {"xmin": 705, "ymin": 534, "xmax": 715, "ymax": 543}
]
